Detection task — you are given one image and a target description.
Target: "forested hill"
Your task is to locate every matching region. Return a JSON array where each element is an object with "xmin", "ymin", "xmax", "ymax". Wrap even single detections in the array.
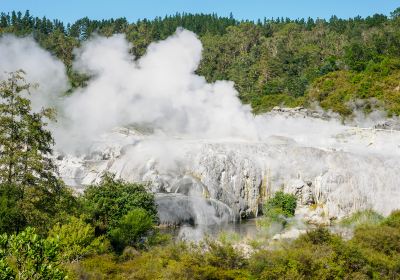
[{"xmin": 2, "ymin": 9, "xmax": 400, "ymax": 116}]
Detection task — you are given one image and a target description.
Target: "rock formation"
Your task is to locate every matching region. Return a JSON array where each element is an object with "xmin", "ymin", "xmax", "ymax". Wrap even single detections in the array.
[{"xmin": 56, "ymin": 114, "xmax": 400, "ymax": 226}]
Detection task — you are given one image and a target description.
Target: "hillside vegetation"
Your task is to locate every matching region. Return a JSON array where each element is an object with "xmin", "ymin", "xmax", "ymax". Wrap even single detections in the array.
[{"xmin": 2, "ymin": 9, "xmax": 400, "ymax": 116}]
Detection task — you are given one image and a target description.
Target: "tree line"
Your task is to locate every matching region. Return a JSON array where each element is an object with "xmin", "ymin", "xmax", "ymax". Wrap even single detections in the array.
[{"xmin": 2, "ymin": 9, "xmax": 400, "ymax": 116}]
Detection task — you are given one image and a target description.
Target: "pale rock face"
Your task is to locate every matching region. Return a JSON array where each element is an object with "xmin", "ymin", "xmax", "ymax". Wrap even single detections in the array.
[
  {"xmin": 193, "ymin": 144, "xmax": 263, "ymax": 219},
  {"xmin": 55, "ymin": 120, "xmax": 400, "ymax": 226},
  {"xmin": 296, "ymin": 205, "xmax": 331, "ymax": 226}
]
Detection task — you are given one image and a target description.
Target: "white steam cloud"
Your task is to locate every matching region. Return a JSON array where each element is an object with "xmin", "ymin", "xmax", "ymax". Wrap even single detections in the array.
[
  {"xmin": 56, "ymin": 29, "xmax": 258, "ymax": 151},
  {"xmin": 0, "ymin": 35, "xmax": 68, "ymax": 111},
  {"xmin": 0, "ymin": 30, "xmax": 258, "ymax": 153}
]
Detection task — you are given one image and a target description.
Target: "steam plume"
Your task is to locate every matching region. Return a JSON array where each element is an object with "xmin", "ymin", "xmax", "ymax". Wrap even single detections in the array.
[
  {"xmin": 58, "ymin": 29, "xmax": 258, "ymax": 152},
  {"xmin": 0, "ymin": 35, "xmax": 68, "ymax": 111}
]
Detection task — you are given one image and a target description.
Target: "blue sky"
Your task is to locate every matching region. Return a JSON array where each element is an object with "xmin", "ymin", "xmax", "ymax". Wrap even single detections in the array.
[{"xmin": 1, "ymin": 0, "xmax": 399, "ymax": 23}]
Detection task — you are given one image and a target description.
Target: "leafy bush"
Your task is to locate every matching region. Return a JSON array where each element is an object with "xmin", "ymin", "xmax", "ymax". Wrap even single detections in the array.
[
  {"xmin": 48, "ymin": 217, "xmax": 110, "ymax": 262},
  {"xmin": 0, "ymin": 227, "xmax": 66, "ymax": 279},
  {"xmin": 250, "ymin": 228, "xmax": 371, "ymax": 279},
  {"xmin": 265, "ymin": 191, "xmax": 297, "ymax": 218},
  {"xmin": 382, "ymin": 210, "xmax": 400, "ymax": 228},
  {"xmin": 251, "ymin": 94, "xmax": 304, "ymax": 114},
  {"xmin": 109, "ymin": 208, "xmax": 154, "ymax": 252},
  {"xmin": 352, "ymin": 211, "xmax": 400, "ymax": 256},
  {"xmin": 261, "ymin": 191, "xmax": 297, "ymax": 229},
  {"xmin": 296, "ymin": 227, "xmax": 335, "ymax": 245},
  {"xmin": 353, "ymin": 224, "xmax": 400, "ymax": 256},
  {"xmin": 202, "ymin": 238, "xmax": 248, "ymax": 271},
  {"xmin": 0, "ymin": 234, "xmax": 15, "ymax": 279},
  {"xmin": 82, "ymin": 173, "xmax": 157, "ymax": 234}
]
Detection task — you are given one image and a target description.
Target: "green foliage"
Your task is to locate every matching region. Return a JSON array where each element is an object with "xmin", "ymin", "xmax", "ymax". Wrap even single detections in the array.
[
  {"xmin": 202, "ymin": 238, "xmax": 248, "ymax": 271},
  {"xmin": 0, "ymin": 227, "xmax": 65, "ymax": 279},
  {"xmin": 82, "ymin": 173, "xmax": 157, "ymax": 235},
  {"xmin": 249, "ymin": 225, "xmax": 398, "ymax": 279},
  {"xmin": 309, "ymin": 57, "xmax": 400, "ymax": 116},
  {"xmin": 266, "ymin": 191, "xmax": 297, "ymax": 218},
  {"xmin": 352, "ymin": 210, "xmax": 400, "ymax": 256},
  {"xmin": 0, "ymin": 234, "xmax": 15, "ymax": 279},
  {"xmin": 0, "ymin": 71, "xmax": 75, "ymax": 234},
  {"xmin": 48, "ymin": 217, "xmax": 110, "ymax": 262},
  {"xmin": 382, "ymin": 210, "xmax": 400, "ymax": 228},
  {"xmin": 296, "ymin": 227, "xmax": 336, "ymax": 245},
  {"xmin": 68, "ymin": 241, "xmax": 250, "ymax": 280},
  {"xmin": 0, "ymin": 71, "xmax": 56, "ymax": 188},
  {"xmin": 65, "ymin": 209, "xmax": 400, "ymax": 279},
  {"xmin": 258, "ymin": 191, "xmax": 297, "ymax": 234},
  {"xmin": 262, "ymin": 191, "xmax": 297, "ymax": 227},
  {"xmin": 353, "ymin": 224, "xmax": 400, "ymax": 256},
  {"xmin": 344, "ymin": 42, "xmax": 374, "ymax": 71},
  {"xmin": 0, "ymin": 187, "xmax": 26, "ymax": 235},
  {"xmin": 251, "ymin": 94, "xmax": 305, "ymax": 114},
  {"xmin": 109, "ymin": 208, "xmax": 154, "ymax": 252}
]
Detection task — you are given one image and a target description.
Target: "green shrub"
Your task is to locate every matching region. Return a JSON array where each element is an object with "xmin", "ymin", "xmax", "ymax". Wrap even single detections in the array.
[
  {"xmin": 66, "ymin": 254, "xmax": 123, "ymax": 280},
  {"xmin": 265, "ymin": 191, "xmax": 297, "ymax": 218},
  {"xmin": 352, "ymin": 224, "xmax": 400, "ymax": 255},
  {"xmin": 48, "ymin": 217, "xmax": 110, "ymax": 262},
  {"xmin": 203, "ymin": 238, "xmax": 248, "ymax": 270},
  {"xmin": 82, "ymin": 173, "xmax": 157, "ymax": 234},
  {"xmin": 350, "ymin": 211, "xmax": 400, "ymax": 257},
  {"xmin": 0, "ymin": 233, "xmax": 15, "ymax": 279},
  {"xmin": 382, "ymin": 210, "xmax": 400, "ymax": 228},
  {"xmin": 251, "ymin": 94, "xmax": 304, "ymax": 114},
  {"xmin": 1, "ymin": 227, "xmax": 66, "ymax": 279},
  {"xmin": 67, "ymin": 209, "xmax": 400, "ymax": 280},
  {"xmin": 308, "ymin": 58, "xmax": 400, "ymax": 117},
  {"xmin": 296, "ymin": 227, "xmax": 335, "ymax": 245},
  {"xmin": 109, "ymin": 208, "xmax": 154, "ymax": 252},
  {"xmin": 261, "ymin": 191, "xmax": 297, "ymax": 229}
]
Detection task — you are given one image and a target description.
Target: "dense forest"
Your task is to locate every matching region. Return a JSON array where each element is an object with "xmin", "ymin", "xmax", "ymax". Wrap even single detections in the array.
[
  {"xmin": 2, "ymin": 9, "xmax": 400, "ymax": 116},
  {"xmin": 1, "ymin": 9, "xmax": 400, "ymax": 279}
]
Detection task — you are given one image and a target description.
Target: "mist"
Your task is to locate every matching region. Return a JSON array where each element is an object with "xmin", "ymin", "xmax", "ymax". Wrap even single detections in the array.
[
  {"xmin": 0, "ymin": 35, "xmax": 68, "ymax": 111},
  {"xmin": 58, "ymin": 29, "xmax": 260, "ymax": 152},
  {"xmin": 0, "ymin": 30, "xmax": 258, "ymax": 153}
]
